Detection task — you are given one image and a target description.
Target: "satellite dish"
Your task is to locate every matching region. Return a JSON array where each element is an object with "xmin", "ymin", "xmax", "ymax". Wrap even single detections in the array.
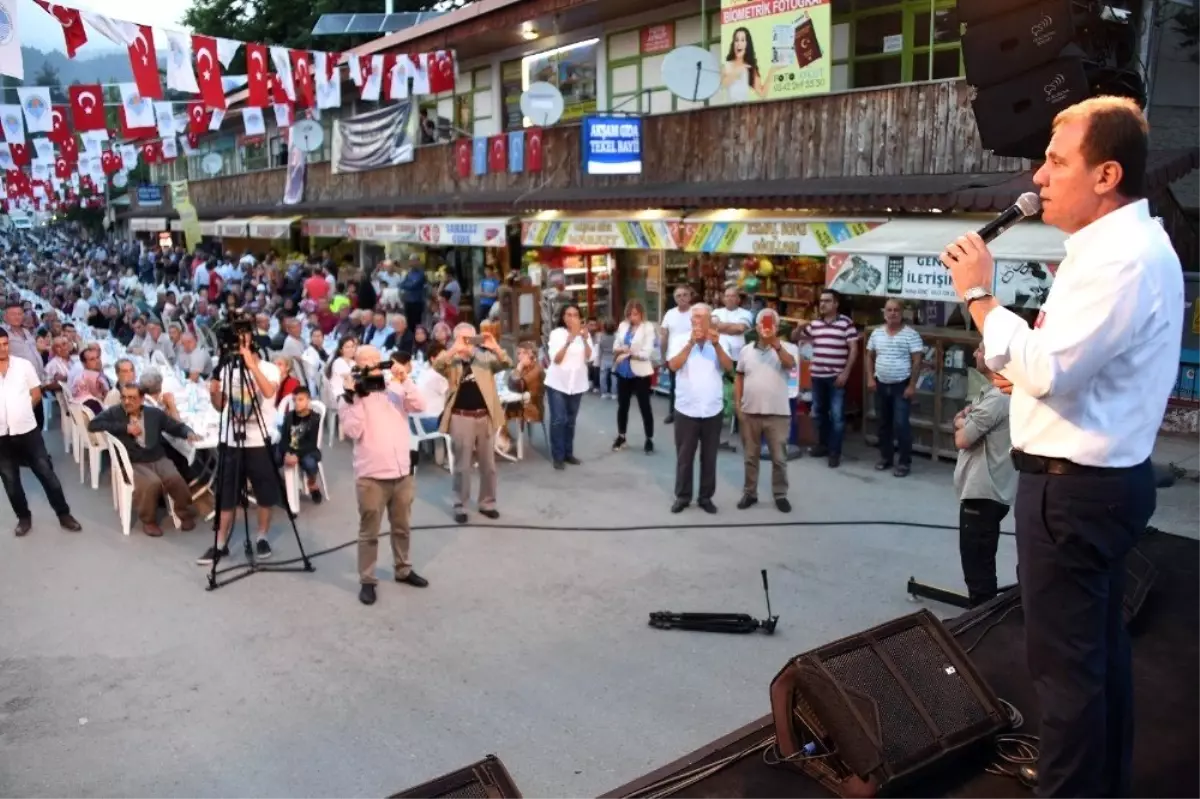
[
  {"xmin": 201, "ymin": 152, "xmax": 223, "ymax": 176},
  {"xmin": 111, "ymin": 171, "xmax": 128, "ymax": 189},
  {"xmin": 291, "ymin": 119, "xmax": 324, "ymax": 153},
  {"xmin": 520, "ymin": 82, "xmax": 565, "ymax": 127},
  {"xmin": 662, "ymin": 46, "xmax": 722, "ymax": 102}
]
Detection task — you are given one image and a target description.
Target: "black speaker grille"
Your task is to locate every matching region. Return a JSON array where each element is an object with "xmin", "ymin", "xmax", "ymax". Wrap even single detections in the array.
[
  {"xmin": 437, "ymin": 783, "xmax": 491, "ymax": 799},
  {"xmin": 879, "ymin": 625, "xmax": 992, "ymax": 736}
]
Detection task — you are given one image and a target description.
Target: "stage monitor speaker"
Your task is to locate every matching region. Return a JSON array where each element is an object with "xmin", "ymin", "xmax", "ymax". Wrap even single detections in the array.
[
  {"xmin": 389, "ymin": 755, "xmax": 522, "ymax": 798},
  {"xmin": 770, "ymin": 609, "xmax": 1008, "ymax": 797},
  {"xmin": 962, "ymin": 0, "xmax": 1077, "ymax": 88},
  {"xmin": 1123, "ymin": 545, "xmax": 1158, "ymax": 625},
  {"xmin": 957, "ymin": 0, "xmax": 1044, "ymax": 24},
  {"xmin": 971, "ymin": 56, "xmax": 1091, "ymax": 160}
]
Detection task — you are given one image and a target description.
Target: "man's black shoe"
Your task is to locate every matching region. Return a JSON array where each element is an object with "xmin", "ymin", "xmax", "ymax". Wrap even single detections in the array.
[
  {"xmin": 454, "ymin": 510, "xmax": 468, "ymax": 524},
  {"xmin": 564, "ymin": 456, "xmax": 582, "ymax": 465},
  {"xmin": 671, "ymin": 499, "xmax": 689, "ymax": 513},
  {"xmin": 58, "ymin": 514, "xmax": 82, "ymax": 532},
  {"xmin": 776, "ymin": 498, "xmax": 792, "ymax": 513},
  {"xmin": 698, "ymin": 499, "xmax": 718, "ymax": 514},
  {"xmin": 737, "ymin": 495, "xmax": 757, "ymax": 510},
  {"xmin": 359, "ymin": 584, "xmax": 377, "ymax": 605},
  {"xmin": 396, "ymin": 571, "xmax": 429, "ymax": 588},
  {"xmin": 14, "ymin": 518, "xmax": 31, "ymax": 537},
  {"xmin": 480, "ymin": 509, "xmax": 499, "ymax": 519}
]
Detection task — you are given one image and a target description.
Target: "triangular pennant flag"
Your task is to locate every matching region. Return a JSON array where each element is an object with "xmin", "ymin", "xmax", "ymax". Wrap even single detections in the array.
[{"xmin": 216, "ymin": 38, "xmax": 241, "ymax": 68}]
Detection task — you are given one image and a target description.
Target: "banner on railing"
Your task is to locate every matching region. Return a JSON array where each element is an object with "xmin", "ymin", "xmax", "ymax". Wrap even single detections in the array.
[{"xmin": 331, "ymin": 101, "xmax": 417, "ymax": 175}]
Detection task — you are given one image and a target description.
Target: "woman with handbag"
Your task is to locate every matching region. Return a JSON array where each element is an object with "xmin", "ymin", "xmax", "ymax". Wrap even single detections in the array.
[{"xmin": 611, "ymin": 299, "xmax": 657, "ymax": 453}]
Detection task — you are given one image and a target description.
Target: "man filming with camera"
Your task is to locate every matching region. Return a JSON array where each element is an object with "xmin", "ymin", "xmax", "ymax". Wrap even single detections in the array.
[
  {"xmin": 196, "ymin": 326, "xmax": 282, "ymax": 566},
  {"xmin": 338, "ymin": 345, "xmax": 429, "ymax": 606}
]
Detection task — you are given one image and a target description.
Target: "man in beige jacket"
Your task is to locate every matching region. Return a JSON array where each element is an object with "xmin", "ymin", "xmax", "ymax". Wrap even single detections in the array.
[{"xmin": 433, "ymin": 322, "xmax": 512, "ymax": 524}]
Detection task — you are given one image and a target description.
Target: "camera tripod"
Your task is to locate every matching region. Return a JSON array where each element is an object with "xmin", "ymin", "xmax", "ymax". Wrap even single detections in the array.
[{"xmin": 205, "ymin": 350, "xmax": 314, "ymax": 590}]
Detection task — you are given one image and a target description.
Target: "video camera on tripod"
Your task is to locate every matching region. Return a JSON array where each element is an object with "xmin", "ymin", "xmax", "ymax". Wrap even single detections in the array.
[{"xmin": 212, "ymin": 309, "xmax": 257, "ymax": 360}]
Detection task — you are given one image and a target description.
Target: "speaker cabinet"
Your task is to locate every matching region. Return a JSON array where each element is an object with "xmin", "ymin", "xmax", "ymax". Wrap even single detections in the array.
[
  {"xmin": 963, "ymin": 0, "xmax": 1077, "ymax": 88},
  {"xmin": 770, "ymin": 610, "xmax": 1007, "ymax": 797},
  {"xmin": 971, "ymin": 57, "xmax": 1091, "ymax": 159},
  {"xmin": 389, "ymin": 755, "xmax": 522, "ymax": 798}
]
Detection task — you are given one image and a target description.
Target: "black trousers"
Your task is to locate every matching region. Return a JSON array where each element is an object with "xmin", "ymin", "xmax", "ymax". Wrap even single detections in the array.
[
  {"xmin": 0, "ymin": 428, "xmax": 71, "ymax": 521},
  {"xmin": 673, "ymin": 412, "xmax": 722, "ymax": 503},
  {"xmin": 616, "ymin": 375, "xmax": 653, "ymax": 440},
  {"xmin": 1015, "ymin": 461, "xmax": 1154, "ymax": 798},
  {"xmin": 958, "ymin": 498, "xmax": 1010, "ymax": 607}
]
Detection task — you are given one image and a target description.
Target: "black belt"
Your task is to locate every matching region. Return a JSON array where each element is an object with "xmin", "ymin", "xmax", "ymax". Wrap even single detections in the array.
[{"xmin": 1010, "ymin": 450, "xmax": 1141, "ymax": 477}]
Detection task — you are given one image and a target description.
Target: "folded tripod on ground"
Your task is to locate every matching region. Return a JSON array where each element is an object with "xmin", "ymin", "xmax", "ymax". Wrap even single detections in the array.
[{"xmin": 649, "ymin": 570, "xmax": 779, "ymax": 635}]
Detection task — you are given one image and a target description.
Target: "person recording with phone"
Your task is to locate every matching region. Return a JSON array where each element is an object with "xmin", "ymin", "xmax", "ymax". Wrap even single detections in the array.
[
  {"xmin": 733, "ymin": 309, "xmax": 795, "ymax": 513},
  {"xmin": 196, "ymin": 329, "xmax": 282, "ymax": 567},
  {"xmin": 337, "ymin": 345, "xmax": 428, "ymax": 606},
  {"xmin": 432, "ymin": 323, "xmax": 512, "ymax": 525}
]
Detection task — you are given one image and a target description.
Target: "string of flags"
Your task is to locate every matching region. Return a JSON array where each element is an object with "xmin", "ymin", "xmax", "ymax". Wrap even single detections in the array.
[{"xmin": 0, "ymin": 0, "xmax": 459, "ymax": 213}]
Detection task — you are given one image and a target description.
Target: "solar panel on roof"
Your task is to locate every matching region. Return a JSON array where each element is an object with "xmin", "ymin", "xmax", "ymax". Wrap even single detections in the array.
[
  {"xmin": 312, "ymin": 13, "xmax": 354, "ymax": 35},
  {"xmin": 346, "ymin": 14, "xmax": 387, "ymax": 33}
]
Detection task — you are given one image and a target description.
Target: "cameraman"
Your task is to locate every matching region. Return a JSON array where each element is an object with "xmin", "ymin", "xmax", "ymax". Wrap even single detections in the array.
[
  {"xmin": 338, "ymin": 345, "xmax": 429, "ymax": 606},
  {"xmin": 196, "ymin": 329, "xmax": 282, "ymax": 566}
]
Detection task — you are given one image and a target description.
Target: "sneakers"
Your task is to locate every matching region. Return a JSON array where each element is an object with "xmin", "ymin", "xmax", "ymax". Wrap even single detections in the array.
[
  {"xmin": 612, "ymin": 435, "xmax": 626, "ymax": 452},
  {"xmin": 197, "ymin": 544, "xmax": 230, "ymax": 565},
  {"xmin": 644, "ymin": 439, "xmax": 654, "ymax": 454},
  {"xmin": 256, "ymin": 537, "xmax": 273, "ymax": 559}
]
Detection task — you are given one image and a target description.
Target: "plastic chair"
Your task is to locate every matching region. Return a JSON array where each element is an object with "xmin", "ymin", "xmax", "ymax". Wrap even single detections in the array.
[
  {"xmin": 282, "ymin": 400, "xmax": 331, "ymax": 513},
  {"xmin": 54, "ymin": 391, "xmax": 74, "ymax": 455},
  {"xmin": 408, "ymin": 413, "xmax": 453, "ymax": 475},
  {"xmin": 68, "ymin": 403, "xmax": 107, "ymax": 490},
  {"xmin": 102, "ymin": 434, "xmax": 182, "ymax": 534}
]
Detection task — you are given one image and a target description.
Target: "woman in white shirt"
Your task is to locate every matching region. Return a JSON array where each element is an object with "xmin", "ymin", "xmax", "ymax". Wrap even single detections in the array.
[
  {"xmin": 414, "ymin": 342, "xmax": 449, "ymax": 434},
  {"xmin": 325, "ymin": 334, "xmax": 357, "ymax": 392},
  {"xmin": 611, "ymin": 299, "xmax": 658, "ymax": 453},
  {"xmin": 301, "ymin": 328, "xmax": 328, "ymax": 387},
  {"xmin": 544, "ymin": 303, "xmax": 591, "ymax": 470}
]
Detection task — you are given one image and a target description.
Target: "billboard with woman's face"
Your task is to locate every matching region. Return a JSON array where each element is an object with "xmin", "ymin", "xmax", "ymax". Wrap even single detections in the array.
[{"xmin": 719, "ymin": 0, "xmax": 831, "ymax": 104}]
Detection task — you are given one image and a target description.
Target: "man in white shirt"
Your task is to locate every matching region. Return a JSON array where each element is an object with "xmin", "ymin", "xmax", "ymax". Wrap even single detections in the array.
[
  {"xmin": 711, "ymin": 287, "xmax": 754, "ymax": 362},
  {"xmin": 666, "ymin": 304, "xmax": 734, "ymax": 514},
  {"xmin": 0, "ymin": 327, "xmax": 81, "ymax": 536},
  {"xmin": 942, "ymin": 96, "xmax": 1181, "ymax": 798},
  {"xmin": 659, "ymin": 286, "xmax": 695, "ymax": 425}
]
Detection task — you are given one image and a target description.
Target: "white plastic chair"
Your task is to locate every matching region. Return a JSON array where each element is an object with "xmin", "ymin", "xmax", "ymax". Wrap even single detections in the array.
[
  {"xmin": 68, "ymin": 403, "xmax": 107, "ymax": 490},
  {"xmin": 105, "ymin": 434, "xmax": 182, "ymax": 536},
  {"xmin": 41, "ymin": 393, "xmax": 53, "ymax": 431},
  {"xmin": 54, "ymin": 392, "xmax": 74, "ymax": 455},
  {"xmin": 282, "ymin": 400, "xmax": 330, "ymax": 513},
  {"xmin": 408, "ymin": 413, "xmax": 453, "ymax": 475}
]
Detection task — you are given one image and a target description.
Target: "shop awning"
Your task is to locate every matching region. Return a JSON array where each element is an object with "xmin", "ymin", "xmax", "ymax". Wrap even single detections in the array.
[
  {"xmin": 302, "ymin": 218, "xmax": 349, "ymax": 238},
  {"xmin": 417, "ymin": 217, "xmax": 513, "ymax": 247},
  {"xmin": 677, "ymin": 212, "xmax": 888, "ymax": 256},
  {"xmin": 247, "ymin": 216, "xmax": 299, "ymax": 239},
  {"xmin": 825, "ymin": 217, "xmax": 1067, "ymax": 306},
  {"xmin": 199, "ymin": 221, "xmax": 219, "ymax": 237},
  {"xmin": 215, "ymin": 218, "xmax": 252, "ymax": 237},
  {"xmin": 346, "ymin": 218, "xmax": 420, "ymax": 242},
  {"xmin": 521, "ymin": 212, "xmax": 679, "ymax": 250},
  {"xmin": 169, "ymin": 219, "xmax": 184, "ymax": 232},
  {"xmin": 129, "ymin": 217, "xmax": 167, "ymax": 232}
]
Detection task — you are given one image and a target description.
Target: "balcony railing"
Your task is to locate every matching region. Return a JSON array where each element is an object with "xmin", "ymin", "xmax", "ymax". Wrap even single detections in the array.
[{"xmin": 151, "ymin": 80, "xmax": 1028, "ymax": 217}]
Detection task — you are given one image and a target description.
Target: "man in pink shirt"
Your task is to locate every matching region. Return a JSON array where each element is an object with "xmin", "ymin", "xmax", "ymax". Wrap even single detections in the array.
[{"xmin": 337, "ymin": 345, "xmax": 429, "ymax": 605}]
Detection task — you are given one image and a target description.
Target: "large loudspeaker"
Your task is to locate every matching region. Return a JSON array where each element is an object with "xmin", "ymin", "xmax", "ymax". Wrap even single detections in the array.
[
  {"xmin": 770, "ymin": 610, "xmax": 1007, "ymax": 797},
  {"xmin": 971, "ymin": 57, "xmax": 1092, "ymax": 160},
  {"xmin": 962, "ymin": 0, "xmax": 1077, "ymax": 88},
  {"xmin": 389, "ymin": 755, "xmax": 522, "ymax": 798}
]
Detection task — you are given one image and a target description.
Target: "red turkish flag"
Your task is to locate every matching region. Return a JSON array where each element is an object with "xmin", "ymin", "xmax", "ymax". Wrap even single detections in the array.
[
  {"xmin": 141, "ymin": 141, "xmax": 160, "ymax": 164},
  {"xmin": 291, "ymin": 50, "xmax": 315, "ymax": 107},
  {"xmin": 192, "ymin": 35, "xmax": 226, "ymax": 110},
  {"xmin": 69, "ymin": 84, "xmax": 106, "ymax": 131},
  {"xmin": 187, "ymin": 102, "xmax": 209, "ymax": 135},
  {"xmin": 246, "ymin": 43, "xmax": 269, "ymax": 108},
  {"xmin": 80, "ymin": 174, "xmax": 94, "ymax": 193},
  {"xmin": 119, "ymin": 107, "xmax": 155, "ymax": 140},
  {"xmin": 380, "ymin": 54, "xmax": 397, "ymax": 100},
  {"xmin": 488, "ymin": 134, "xmax": 506, "ymax": 172},
  {"xmin": 33, "ymin": 1, "xmax": 88, "ymax": 58},
  {"xmin": 9, "ymin": 143, "xmax": 30, "ymax": 167},
  {"xmin": 186, "ymin": 131, "xmax": 199, "ymax": 149},
  {"xmin": 268, "ymin": 74, "xmax": 290, "ymax": 106},
  {"xmin": 60, "ymin": 136, "xmax": 78, "ymax": 165},
  {"xmin": 325, "ymin": 52, "xmax": 342, "ymax": 82},
  {"xmin": 47, "ymin": 105, "xmax": 70, "ymax": 145},
  {"xmin": 454, "ymin": 139, "xmax": 470, "ymax": 179},
  {"xmin": 100, "ymin": 150, "xmax": 119, "ymax": 175},
  {"xmin": 429, "ymin": 50, "xmax": 456, "ymax": 94},
  {"xmin": 127, "ymin": 25, "xmax": 163, "ymax": 100},
  {"xmin": 526, "ymin": 126, "xmax": 543, "ymax": 173},
  {"xmin": 54, "ymin": 156, "xmax": 71, "ymax": 179}
]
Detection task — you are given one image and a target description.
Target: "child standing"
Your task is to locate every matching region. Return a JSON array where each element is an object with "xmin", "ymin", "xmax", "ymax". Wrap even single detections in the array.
[
  {"xmin": 597, "ymin": 319, "xmax": 617, "ymax": 398},
  {"xmin": 279, "ymin": 387, "xmax": 324, "ymax": 504}
]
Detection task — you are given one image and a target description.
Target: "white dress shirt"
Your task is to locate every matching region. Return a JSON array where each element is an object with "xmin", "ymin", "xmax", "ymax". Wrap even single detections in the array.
[
  {"xmin": 0, "ymin": 356, "xmax": 40, "ymax": 436},
  {"xmin": 669, "ymin": 338, "xmax": 725, "ymax": 419},
  {"xmin": 544, "ymin": 328, "xmax": 591, "ymax": 395},
  {"xmin": 983, "ymin": 199, "xmax": 1183, "ymax": 468}
]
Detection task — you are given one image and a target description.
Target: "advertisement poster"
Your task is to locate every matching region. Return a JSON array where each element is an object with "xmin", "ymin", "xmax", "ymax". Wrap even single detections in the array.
[
  {"xmin": 824, "ymin": 252, "xmax": 1059, "ymax": 308},
  {"xmin": 719, "ymin": 0, "xmax": 832, "ymax": 104},
  {"xmin": 522, "ymin": 219, "xmax": 677, "ymax": 250},
  {"xmin": 331, "ymin": 101, "xmax": 416, "ymax": 174},
  {"xmin": 523, "ymin": 40, "xmax": 598, "ymax": 122},
  {"xmin": 678, "ymin": 220, "xmax": 878, "ymax": 255}
]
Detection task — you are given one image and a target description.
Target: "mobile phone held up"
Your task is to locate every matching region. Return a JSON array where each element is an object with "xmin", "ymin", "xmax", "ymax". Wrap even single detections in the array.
[{"xmin": 761, "ymin": 315, "xmax": 776, "ymax": 336}]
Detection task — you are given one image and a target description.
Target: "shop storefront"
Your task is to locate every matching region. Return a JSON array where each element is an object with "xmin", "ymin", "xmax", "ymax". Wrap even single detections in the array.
[
  {"xmin": 826, "ymin": 216, "xmax": 1066, "ymax": 460},
  {"xmin": 520, "ymin": 212, "xmax": 680, "ymax": 323},
  {"xmin": 129, "ymin": 217, "xmax": 168, "ymax": 243},
  {"xmin": 212, "ymin": 216, "xmax": 301, "ymax": 259},
  {"xmin": 302, "ymin": 219, "xmax": 353, "ymax": 263}
]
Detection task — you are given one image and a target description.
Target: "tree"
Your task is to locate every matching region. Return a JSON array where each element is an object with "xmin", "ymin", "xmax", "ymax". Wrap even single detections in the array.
[
  {"xmin": 33, "ymin": 61, "xmax": 62, "ymax": 95},
  {"xmin": 1173, "ymin": 6, "xmax": 1198, "ymax": 64}
]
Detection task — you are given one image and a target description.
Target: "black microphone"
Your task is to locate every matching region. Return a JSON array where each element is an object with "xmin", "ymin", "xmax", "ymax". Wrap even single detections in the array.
[{"xmin": 976, "ymin": 192, "xmax": 1042, "ymax": 244}]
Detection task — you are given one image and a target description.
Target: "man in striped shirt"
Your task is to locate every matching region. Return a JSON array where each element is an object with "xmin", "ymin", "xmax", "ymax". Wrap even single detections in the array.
[
  {"xmin": 794, "ymin": 289, "xmax": 858, "ymax": 468},
  {"xmin": 866, "ymin": 300, "xmax": 924, "ymax": 477}
]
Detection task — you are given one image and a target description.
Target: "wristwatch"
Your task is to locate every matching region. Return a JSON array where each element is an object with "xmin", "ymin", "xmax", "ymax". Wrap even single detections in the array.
[{"xmin": 963, "ymin": 287, "xmax": 993, "ymax": 306}]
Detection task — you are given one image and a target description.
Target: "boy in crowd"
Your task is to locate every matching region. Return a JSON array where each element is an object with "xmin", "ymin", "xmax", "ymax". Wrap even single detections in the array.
[{"xmin": 279, "ymin": 388, "xmax": 324, "ymax": 503}]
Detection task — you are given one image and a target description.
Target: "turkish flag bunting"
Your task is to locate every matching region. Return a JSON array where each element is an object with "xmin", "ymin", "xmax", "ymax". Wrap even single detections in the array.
[
  {"xmin": 5, "ymin": 170, "xmax": 22, "ymax": 198},
  {"xmin": 54, "ymin": 156, "xmax": 71, "ymax": 179},
  {"xmin": 429, "ymin": 50, "xmax": 456, "ymax": 94},
  {"xmin": 141, "ymin": 141, "xmax": 161, "ymax": 164},
  {"xmin": 488, "ymin": 134, "xmax": 507, "ymax": 173},
  {"xmin": 454, "ymin": 139, "xmax": 470, "ymax": 179},
  {"xmin": 9, "ymin": 143, "xmax": 30, "ymax": 167},
  {"xmin": 268, "ymin": 74, "xmax": 290, "ymax": 106},
  {"xmin": 33, "ymin": 1, "xmax": 89, "ymax": 58},
  {"xmin": 187, "ymin": 102, "xmax": 209, "ymax": 135},
  {"xmin": 325, "ymin": 52, "xmax": 342, "ymax": 82},
  {"xmin": 186, "ymin": 131, "xmax": 199, "ymax": 149},
  {"xmin": 101, "ymin": 150, "xmax": 120, "ymax": 175},
  {"xmin": 246, "ymin": 43, "xmax": 269, "ymax": 108},
  {"xmin": 80, "ymin": 175, "xmax": 94, "ymax": 193},
  {"xmin": 48, "ymin": 106, "xmax": 70, "ymax": 145},
  {"xmin": 119, "ymin": 107, "xmax": 156, "ymax": 140},
  {"xmin": 192, "ymin": 35, "xmax": 227, "ymax": 110},
  {"xmin": 68, "ymin": 84, "xmax": 106, "ymax": 131},
  {"xmin": 60, "ymin": 136, "xmax": 78, "ymax": 165},
  {"xmin": 291, "ymin": 50, "xmax": 315, "ymax": 107},
  {"xmin": 128, "ymin": 25, "xmax": 163, "ymax": 99},
  {"xmin": 380, "ymin": 54, "xmax": 397, "ymax": 99},
  {"xmin": 526, "ymin": 126, "xmax": 543, "ymax": 173}
]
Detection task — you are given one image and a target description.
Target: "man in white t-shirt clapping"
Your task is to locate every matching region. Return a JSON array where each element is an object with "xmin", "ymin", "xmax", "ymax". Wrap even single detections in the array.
[{"xmin": 659, "ymin": 286, "xmax": 695, "ymax": 425}]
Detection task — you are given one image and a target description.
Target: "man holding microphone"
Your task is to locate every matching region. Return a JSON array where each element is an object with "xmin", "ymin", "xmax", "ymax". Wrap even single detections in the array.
[
  {"xmin": 941, "ymin": 96, "xmax": 1182, "ymax": 797},
  {"xmin": 339, "ymin": 346, "xmax": 429, "ymax": 606}
]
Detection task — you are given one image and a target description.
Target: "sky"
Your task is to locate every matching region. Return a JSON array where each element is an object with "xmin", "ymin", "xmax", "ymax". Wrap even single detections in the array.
[{"xmin": 19, "ymin": 0, "xmax": 193, "ymax": 52}]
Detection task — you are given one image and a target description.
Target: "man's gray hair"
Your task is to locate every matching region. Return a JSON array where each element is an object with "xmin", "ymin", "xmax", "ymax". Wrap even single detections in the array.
[
  {"xmin": 690, "ymin": 303, "xmax": 712, "ymax": 317},
  {"xmin": 116, "ymin": 357, "xmax": 135, "ymax": 372},
  {"xmin": 452, "ymin": 322, "xmax": 477, "ymax": 339},
  {"xmin": 139, "ymin": 370, "xmax": 163, "ymax": 394}
]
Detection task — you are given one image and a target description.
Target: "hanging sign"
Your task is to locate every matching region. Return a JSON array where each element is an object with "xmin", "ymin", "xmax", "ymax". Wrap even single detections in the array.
[
  {"xmin": 522, "ymin": 219, "xmax": 679, "ymax": 250},
  {"xmin": 416, "ymin": 218, "xmax": 510, "ymax": 247},
  {"xmin": 640, "ymin": 24, "xmax": 675, "ymax": 55},
  {"xmin": 346, "ymin": 218, "xmax": 419, "ymax": 242},
  {"xmin": 302, "ymin": 219, "xmax": 349, "ymax": 238},
  {"xmin": 825, "ymin": 252, "xmax": 1059, "ymax": 307},
  {"xmin": 581, "ymin": 116, "xmax": 642, "ymax": 175},
  {"xmin": 678, "ymin": 219, "xmax": 879, "ymax": 255}
]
